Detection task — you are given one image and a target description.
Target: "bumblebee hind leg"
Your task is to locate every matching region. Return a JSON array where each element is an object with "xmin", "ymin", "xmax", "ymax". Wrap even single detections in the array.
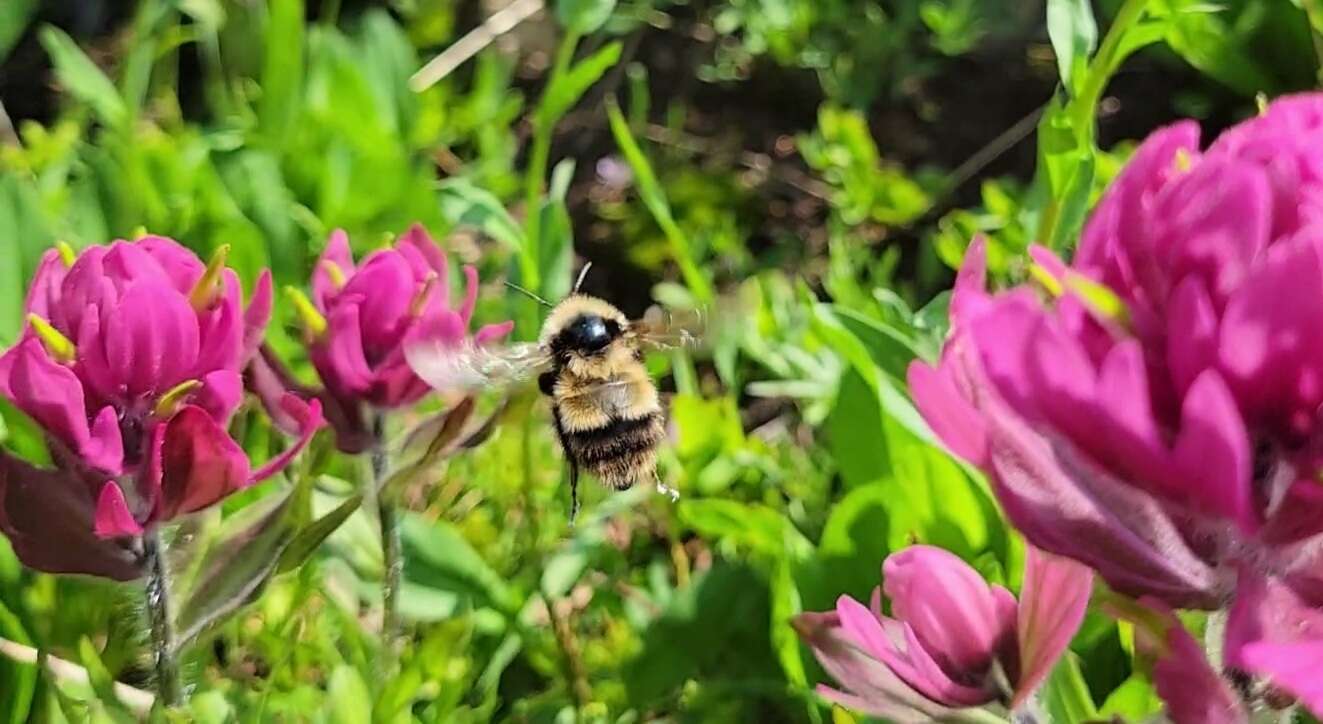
[
  {"xmin": 567, "ymin": 460, "xmax": 581, "ymax": 527},
  {"xmin": 653, "ymin": 470, "xmax": 679, "ymax": 501}
]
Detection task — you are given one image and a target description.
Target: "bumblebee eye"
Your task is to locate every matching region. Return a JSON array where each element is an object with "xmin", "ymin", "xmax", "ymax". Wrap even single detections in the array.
[{"xmin": 564, "ymin": 314, "xmax": 612, "ymax": 352}]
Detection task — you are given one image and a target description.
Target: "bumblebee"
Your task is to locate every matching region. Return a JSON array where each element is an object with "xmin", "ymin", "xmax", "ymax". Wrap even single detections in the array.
[{"xmin": 404, "ymin": 266, "xmax": 692, "ymax": 522}]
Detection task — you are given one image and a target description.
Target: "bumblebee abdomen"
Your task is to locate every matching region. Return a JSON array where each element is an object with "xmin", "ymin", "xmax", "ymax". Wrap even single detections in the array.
[{"xmin": 564, "ymin": 410, "xmax": 665, "ymax": 490}]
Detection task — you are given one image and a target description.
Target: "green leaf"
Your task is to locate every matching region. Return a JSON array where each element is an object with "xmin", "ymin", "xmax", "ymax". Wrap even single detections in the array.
[
  {"xmin": 75, "ymin": 638, "xmax": 119, "ymax": 711},
  {"xmin": 605, "ymin": 98, "xmax": 713, "ymax": 302},
  {"xmin": 0, "ymin": 0, "xmax": 35, "ymax": 62},
  {"xmin": 534, "ymin": 41, "xmax": 622, "ymax": 129},
  {"xmin": 678, "ymin": 499, "xmax": 812, "ymax": 560},
  {"xmin": 276, "ymin": 494, "xmax": 363, "ymax": 574},
  {"xmin": 769, "ymin": 559, "xmax": 805, "ymax": 686},
  {"xmin": 1160, "ymin": 2, "xmax": 1278, "ymax": 97},
  {"xmin": 1047, "ymin": 149, "xmax": 1096, "ymax": 249},
  {"xmin": 0, "ymin": 398, "xmax": 51, "ymax": 468},
  {"xmin": 0, "ymin": 600, "xmax": 36, "ymax": 724},
  {"xmin": 555, "ymin": 0, "xmax": 617, "ymax": 34},
  {"xmin": 259, "ymin": 0, "xmax": 306, "ymax": 141},
  {"xmin": 38, "ymin": 26, "xmax": 127, "ymax": 128},
  {"xmin": 623, "ymin": 563, "xmax": 782, "ymax": 706},
  {"xmin": 821, "ymin": 305, "xmax": 920, "ymax": 382},
  {"xmin": 400, "ymin": 513, "xmax": 519, "ymax": 615},
  {"xmin": 537, "ymin": 160, "xmax": 577, "ymax": 301},
  {"xmin": 438, "ymin": 179, "xmax": 528, "ymax": 252},
  {"xmin": 173, "ymin": 490, "xmax": 296, "ymax": 649},
  {"xmin": 1099, "ymin": 673, "xmax": 1163, "ymax": 720},
  {"xmin": 326, "ymin": 665, "xmax": 372, "ymax": 724},
  {"xmin": 1047, "ymin": 0, "xmax": 1098, "ymax": 92},
  {"xmin": 189, "ymin": 690, "xmax": 235, "ymax": 724},
  {"xmin": 1042, "ymin": 653, "xmax": 1100, "ymax": 724}
]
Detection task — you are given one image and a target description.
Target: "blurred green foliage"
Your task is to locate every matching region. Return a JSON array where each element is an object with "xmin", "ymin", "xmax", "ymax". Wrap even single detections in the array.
[{"xmin": 0, "ymin": 0, "xmax": 1319, "ymax": 721}]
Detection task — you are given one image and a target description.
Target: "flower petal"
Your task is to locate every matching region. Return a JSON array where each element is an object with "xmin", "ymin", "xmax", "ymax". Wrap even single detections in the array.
[
  {"xmin": 6, "ymin": 338, "xmax": 91, "ymax": 455},
  {"xmin": 1137, "ymin": 601, "xmax": 1248, "ymax": 724},
  {"xmin": 884, "ymin": 545, "xmax": 1011, "ymax": 674},
  {"xmin": 475, "ymin": 320, "xmax": 515, "ymax": 347},
  {"xmin": 94, "ymin": 482, "xmax": 144, "ymax": 538},
  {"xmin": 250, "ymin": 395, "xmax": 324, "ymax": 483},
  {"xmin": 194, "ymin": 370, "xmax": 244, "ymax": 423},
  {"xmin": 1170, "ymin": 370, "xmax": 1254, "ymax": 531},
  {"xmin": 156, "ymin": 405, "xmax": 251, "ymax": 520},
  {"xmin": 135, "ymin": 235, "xmax": 205, "ymax": 292},
  {"xmin": 341, "ymin": 252, "xmax": 415, "ymax": 355},
  {"xmin": 0, "ymin": 450, "xmax": 141, "ymax": 579},
  {"xmin": 793, "ymin": 610, "xmax": 960, "ymax": 722},
  {"xmin": 1219, "ymin": 230, "xmax": 1323, "ymax": 439},
  {"xmin": 908, "ymin": 355, "xmax": 988, "ymax": 467},
  {"xmin": 1012, "ymin": 546, "xmax": 1093, "ymax": 706},
  {"xmin": 312, "ymin": 299, "xmax": 374, "ymax": 397},
  {"xmin": 313, "ymin": 229, "xmax": 355, "ymax": 310},
  {"xmin": 1237, "ymin": 641, "xmax": 1323, "ymax": 716},
  {"xmin": 242, "ymin": 269, "xmax": 273, "ymax": 362},
  {"xmin": 950, "ymin": 236, "xmax": 989, "ymax": 328},
  {"xmin": 101, "ymin": 280, "xmax": 200, "ymax": 397},
  {"xmin": 457, "ymin": 265, "xmax": 479, "ymax": 324},
  {"xmin": 836, "ymin": 596, "xmax": 993, "ymax": 707},
  {"xmin": 980, "ymin": 376, "xmax": 1223, "ymax": 607},
  {"xmin": 24, "ymin": 248, "xmax": 69, "ymax": 319}
]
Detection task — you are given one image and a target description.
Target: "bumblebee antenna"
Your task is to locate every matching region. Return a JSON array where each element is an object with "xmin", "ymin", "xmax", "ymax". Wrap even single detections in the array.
[
  {"xmin": 572, "ymin": 262, "xmax": 593, "ymax": 294},
  {"xmin": 504, "ymin": 280, "xmax": 554, "ymax": 308}
]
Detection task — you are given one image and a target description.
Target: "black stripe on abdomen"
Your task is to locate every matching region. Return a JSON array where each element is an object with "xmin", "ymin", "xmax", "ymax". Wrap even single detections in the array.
[{"xmin": 564, "ymin": 412, "xmax": 663, "ymax": 467}]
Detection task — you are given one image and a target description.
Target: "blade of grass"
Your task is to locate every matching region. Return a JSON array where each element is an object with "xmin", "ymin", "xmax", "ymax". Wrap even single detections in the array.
[{"xmin": 604, "ymin": 96, "xmax": 713, "ymax": 303}]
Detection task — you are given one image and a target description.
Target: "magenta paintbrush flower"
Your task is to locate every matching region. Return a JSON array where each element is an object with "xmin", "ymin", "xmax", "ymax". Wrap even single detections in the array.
[
  {"xmin": 0, "ymin": 237, "xmax": 323, "ymax": 580},
  {"xmin": 251, "ymin": 225, "xmax": 512, "ymax": 453},
  {"xmin": 794, "ymin": 544, "xmax": 1091, "ymax": 720},
  {"xmin": 907, "ymin": 93, "xmax": 1323, "ymax": 714}
]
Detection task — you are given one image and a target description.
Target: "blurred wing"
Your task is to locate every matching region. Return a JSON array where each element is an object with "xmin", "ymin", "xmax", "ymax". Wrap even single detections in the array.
[
  {"xmin": 631, "ymin": 300, "xmax": 745, "ymax": 350},
  {"xmin": 405, "ymin": 338, "xmax": 550, "ymax": 393}
]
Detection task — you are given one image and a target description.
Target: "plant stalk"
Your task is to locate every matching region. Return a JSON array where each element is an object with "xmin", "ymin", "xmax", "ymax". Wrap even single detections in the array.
[
  {"xmin": 143, "ymin": 532, "xmax": 182, "ymax": 708},
  {"xmin": 371, "ymin": 413, "xmax": 402, "ymax": 652},
  {"xmin": 544, "ymin": 592, "xmax": 592, "ymax": 708}
]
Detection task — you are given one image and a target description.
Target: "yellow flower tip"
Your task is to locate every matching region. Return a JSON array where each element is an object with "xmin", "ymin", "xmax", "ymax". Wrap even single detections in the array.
[
  {"xmin": 1256, "ymin": 92, "xmax": 1269, "ymax": 116},
  {"xmin": 410, "ymin": 273, "xmax": 438, "ymax": 317},
  {"xmin": 1063, "ymin": 271, "xmax": 1132, "ymax": 329},
  {"xmin": 153, "ymin": 379, "xmax": 203, "ymax": 419},
  {"xmin": 284, "ymin": 286, "xmax": 328, "ymax": 340},
  {"xmin": 131, "ymin": 226, "xmax": 149, "ymax": 240},
  {"xmin": 1028, "ymin": 263, "xmax": 1064, "ymax": 299},
  {"xmin": 55, "ymin": 240, "xmax": 77, "ymax": 268},
  {"xmin": 319, "ymin": 260, "xmax": 347, "ymax": 290},
  {"xmin": 1174, "ymin": 148, "xmax": 1193, "ymax": 173},
  {"xmin": 26, "ymin": 314, "xmax": 76, "ymax": 363},
  {"xmin": 188, "ymin": 244, "xmax": 232, "ymax": 311}
]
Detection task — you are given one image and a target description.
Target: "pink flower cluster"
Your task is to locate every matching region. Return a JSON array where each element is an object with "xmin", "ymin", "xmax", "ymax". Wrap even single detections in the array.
[
  {"xmin": 0, "ymin": 225, "xmax": 507, "ymax": 580},
  {"xmin": 908, "ymin": 94, "xmax": 1323, "ymax": 717},
  {"xmin": 250, "ymin": 225, "xmax": 511, "ymax": 454},
  {"xmin": 0, "ymin": 238, "xmax": 321, "ymax": 579}
]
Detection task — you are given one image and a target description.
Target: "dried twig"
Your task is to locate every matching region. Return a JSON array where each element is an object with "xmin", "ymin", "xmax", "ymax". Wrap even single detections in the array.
[
  {"xmin": 410, "ymin": 0, "xmax": 546, "ymax": 92},
  {"xmin": 0, "ymin": 637, "xmax": 156, "ymax": 717}
]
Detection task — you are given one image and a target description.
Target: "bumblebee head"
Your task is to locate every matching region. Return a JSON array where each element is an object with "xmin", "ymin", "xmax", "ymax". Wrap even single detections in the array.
[
  {"xmin": 560, "ymin": 313, "xmax": 621, "ymax": 354},
  {"xmin": 541, "ymin": 295, "xmax": 632, "ymax": 364}
]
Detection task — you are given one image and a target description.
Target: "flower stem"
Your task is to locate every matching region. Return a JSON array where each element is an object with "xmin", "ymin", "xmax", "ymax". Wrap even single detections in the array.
[
  {"xmin": 142, "ymin": 532, "xmax": 182, "ymax": 708},
  {"xmin": 371, "ymin": 413, "xmax": 402, "ymax": 653}
]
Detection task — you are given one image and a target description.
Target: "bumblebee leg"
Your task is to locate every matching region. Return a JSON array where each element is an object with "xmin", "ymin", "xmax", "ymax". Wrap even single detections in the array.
[
  {"xmin": 653, "ymin": 471, "xmax": 679, "ymax": 501},
  {"xmin": 568, "ymin": 461, "xmax": 581, "ymax": 526}
]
